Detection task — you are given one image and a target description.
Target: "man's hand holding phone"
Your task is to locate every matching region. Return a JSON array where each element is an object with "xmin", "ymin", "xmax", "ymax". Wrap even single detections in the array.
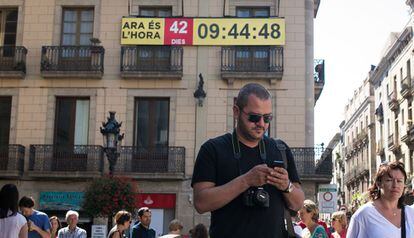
[{"xmin": 266, "ymin": 160, "xmax": 290, "ymax": 191}]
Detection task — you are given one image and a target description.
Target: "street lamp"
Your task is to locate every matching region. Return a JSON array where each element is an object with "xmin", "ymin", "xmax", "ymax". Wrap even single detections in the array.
[
  {"xmin": 193, "ymin": 73, "xmax": 206, "ymax": 107},
  {"xmin": 100, "ymin": 111, "xmax": 124, "ymax": 176}
]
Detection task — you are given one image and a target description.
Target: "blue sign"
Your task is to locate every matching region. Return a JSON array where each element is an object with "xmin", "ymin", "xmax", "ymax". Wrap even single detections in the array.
[{"xmin": 39, "ymin": 192, "xmax": 84, "ymax": 210}]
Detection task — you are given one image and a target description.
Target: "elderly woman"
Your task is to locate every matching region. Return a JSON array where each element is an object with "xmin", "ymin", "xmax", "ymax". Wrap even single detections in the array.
[
  {"xmin": 347, "ymin": 161, "xmax": 414, "ymax": 238},
  {"xmin": 331, "ymin": 211, "xmax": 347, "ymax": 238},
  {"xmin": 298, "ymin": 199, "xmax": 328, "ymax": 238}
]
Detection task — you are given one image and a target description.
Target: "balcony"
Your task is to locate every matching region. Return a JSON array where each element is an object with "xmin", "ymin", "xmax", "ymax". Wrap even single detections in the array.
[
  {"xmin": 344, "ymin": 168, "xmax": 357, "ymax": 185},
  {"xmin": 387, "ymin": 134, "xmax": 400, "ymax": 153},
  {"xmin": 41, "ymin": 46, "xmax": 104, "ymax": 78},
  {"xmin": 221, "ymin": 46, "xmax": 283, "ymax": 84},
  {"xmin": 121, "ymin": 46, "xmax": 183, "ymax": 79},
  {"xmin": 375, "ymin": 103, "xmax": 384, "ymax": 122},
  {"xmin": 344, "ymin": 145, "xmax": 353, "ymax": 158},
  {"xmin": 376, "ymin": 140, "xmax": 384, "ymax": 156},
  {"xmin": 28, "ymin": 145, "xmax": 103, "ymax": 178},
  {"xmin": 115, "ymin": 146, "xmax": 185, "ymax": 180},
  {"xmin": 401, "ymin": 75, "xmax": 412, "ymax": 98},
  {"xmin": 387, "ymin": 91, "xmax": 399, "ymax": 111},
  {"xmin": 407, "ymin": 122, "xmax": 414, "ymax": 147},
  {"xmin": 291, "ymin": 147, "xmax": 332, "ymax": 183},
  {"xmin": 356, "ymin": 162, "xmax": 369, "ymax": 178},
  {"xmin": 0, "ymin": 144, "xmax": 25, "ymax": 178},
  {"xmin": 0, "ymin": 46, "xmax": 27, "ymax": 78},
  {"xmin": 314, "ymin": 59, "xmax": 325, "ymax": 104}
]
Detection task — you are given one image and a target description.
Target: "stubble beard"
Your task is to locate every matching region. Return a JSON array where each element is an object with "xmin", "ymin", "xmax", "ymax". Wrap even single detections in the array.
[{"xmin": 238, "ymin": 116, "xmax": 264, "ymax": 142}]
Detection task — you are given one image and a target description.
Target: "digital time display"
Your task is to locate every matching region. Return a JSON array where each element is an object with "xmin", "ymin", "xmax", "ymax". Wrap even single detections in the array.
[{"xmin": 121, "ymin": 17, "xmax": 285, "ymax": 46}]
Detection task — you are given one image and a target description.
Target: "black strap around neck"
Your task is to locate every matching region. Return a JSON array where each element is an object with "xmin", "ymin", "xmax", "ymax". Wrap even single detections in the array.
[
  {"xmin": 401, "ymin": 205, "xmax": 406, "ymax": 238},
  {"xmin": 232, "ymin": 129, "xmax": 266, "ymax": 162}
]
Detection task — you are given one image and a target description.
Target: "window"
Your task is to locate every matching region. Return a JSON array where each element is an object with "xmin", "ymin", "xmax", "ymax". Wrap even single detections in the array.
[
  {"xmin": 134, "ymin": 98, "xmax": 169, "ymax": 148},
  {"xmin": 139, "ymin": 7, "xmax": 172, "ymax": 17},
  {"xmin": 137, "ymin": 7, "xmax": 172, "ymax": 70},
  {"xmin": 54, "ymin": 97, "xmax": 90, "ymax": 147},
  {"xmin": 0, "ymin": 97, "xmax": 11, "ymax": 170},
  {"xmin": 61, "ymin": 8, "xmax": 94, "ymax": 46},
  {"xmin": 53, "ymin": 97, "xmax": 89, "ymax": 171},
  {"xmin": 236, "ymin": 7, "xmax": 270, "ymax": 17},
  {"xmin": 234, "ymin": 7, "xmax": 271, "ymax": 71},
  {"xmin": 0, "ymin": 97, "xmax": 11, "ymax": 146},
  {"xmin": 0, "ymin": 9, "xmax": 18, "ymax": 57}
]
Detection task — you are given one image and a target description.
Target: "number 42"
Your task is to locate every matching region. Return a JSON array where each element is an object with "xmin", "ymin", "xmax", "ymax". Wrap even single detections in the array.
[{"xmin": 170, "ymin": 21, "xmax": 188, "ymax": 34}]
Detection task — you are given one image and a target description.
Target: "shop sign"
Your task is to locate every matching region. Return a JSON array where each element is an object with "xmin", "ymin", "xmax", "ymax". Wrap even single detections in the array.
[
  {"xmin": 136, "ymin": 193, "xmax": 176, "ymax": 209},
  {"xmin": 121, "ymin": 17, "xmax": 285, "ymax": 46},
  {"xmin": 39, "ymin": 192, "xmax": 84, "ymax": 211}
]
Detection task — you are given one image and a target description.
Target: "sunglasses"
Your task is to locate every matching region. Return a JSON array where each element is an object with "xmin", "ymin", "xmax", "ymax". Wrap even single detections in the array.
[{"xmin": 241, "ymin": 110, "xmax": 273, "ymax": 123}]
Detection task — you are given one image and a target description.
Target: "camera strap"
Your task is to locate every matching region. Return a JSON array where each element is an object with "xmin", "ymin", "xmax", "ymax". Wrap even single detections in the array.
[{"xmin": 231, "ymin": 129, "xmax": 266, "ymax": 163}]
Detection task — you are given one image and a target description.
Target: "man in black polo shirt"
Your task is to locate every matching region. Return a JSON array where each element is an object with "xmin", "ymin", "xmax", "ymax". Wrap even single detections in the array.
[
  {"xmin": 191, "ymin": 83, "xmax": 305, "ymax": 238},
  {"xmin": 131, "ymin": 207, "xmax": 156, "ymax": 238}
]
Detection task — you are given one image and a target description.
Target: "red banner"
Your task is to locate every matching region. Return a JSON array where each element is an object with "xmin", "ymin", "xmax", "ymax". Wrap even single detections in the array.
[
  {"xmin": 136, "ymin": 193, "xmax": 176, "ymax": 209},
  {"xmin": 164, "ymin": 18, "xmax": 193, "ymax": 45}
]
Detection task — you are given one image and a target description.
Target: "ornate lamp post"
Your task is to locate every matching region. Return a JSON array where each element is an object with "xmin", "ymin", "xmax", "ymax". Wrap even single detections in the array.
[{"xmin": 100, "ymin": 111, "xmax": 124, "ymax": 176}]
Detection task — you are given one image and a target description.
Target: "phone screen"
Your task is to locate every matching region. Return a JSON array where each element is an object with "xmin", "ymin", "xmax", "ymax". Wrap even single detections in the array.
[{"xmin": 269, "ymin": 160, "xmax": 284, "ymax": 168}]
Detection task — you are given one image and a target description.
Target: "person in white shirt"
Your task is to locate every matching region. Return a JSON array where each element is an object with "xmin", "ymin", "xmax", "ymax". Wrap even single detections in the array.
[
  {"xmin": 0, "ymin": 184, "xmax": 28, "ymax": 238},
  {"xmin": 347, "ymin": 161, "xmax": 414, "ymax": 238}
]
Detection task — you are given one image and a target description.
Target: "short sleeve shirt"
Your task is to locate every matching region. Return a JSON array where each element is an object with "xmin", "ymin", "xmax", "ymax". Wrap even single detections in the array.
[
  {"xmin": 191, "ymin": 133, "xmax": 301, "ymax": 238},
  {"xmin": 27, "ymin": 210, "xmax": 51, "ymax": 238},
  {"xmin": 346, "ymin": 202, "xmax": 414, "ymax": 238},
  {"xmin": 0, "ymin": 210, "xmax": 27, "ymax": 238}
]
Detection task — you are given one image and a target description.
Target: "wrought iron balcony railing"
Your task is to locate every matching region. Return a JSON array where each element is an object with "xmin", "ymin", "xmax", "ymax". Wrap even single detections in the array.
[
  {"xmin": 0, "ymin": 46, "xmax": 27, "ymax": 78},
  {"xmin": 0, "ymin": 144, "xmax": 25, "ymax": 175},
  {"xmin": 221, "ymin": 46, "xmax": 283, "ymax": 72},
  {"xmin": 291, "ymin": 147, "xmax": 332, "ymax": 180},
  {"xmin": 41, "ymin": 46, "xmax": 104, "ymax": 78},
  {"xmin": 121, "ymin": 46, "xmax": 183, "ymax": 78},
  {"xmin": 29, "ymin": 145, "xmax": 103, "ymax": 173},
  {"xmin": 116, "ymin": 146, "xmax": 185, "ymax": 174},
  {"xmin": 401, "ymin": 75, "xmax": 411, "ymax": 98}
]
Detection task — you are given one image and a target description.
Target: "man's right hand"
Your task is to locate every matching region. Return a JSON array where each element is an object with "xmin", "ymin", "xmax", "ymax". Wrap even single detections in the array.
[{"xmin": 242, "ymin": 164, "xmax": 272, "ymax": 187}]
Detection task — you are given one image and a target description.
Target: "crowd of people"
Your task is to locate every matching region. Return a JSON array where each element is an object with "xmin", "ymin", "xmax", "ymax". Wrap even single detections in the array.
[{"xmin": 0, "ymin": 186, "xmax": 207, "ymax": 238}]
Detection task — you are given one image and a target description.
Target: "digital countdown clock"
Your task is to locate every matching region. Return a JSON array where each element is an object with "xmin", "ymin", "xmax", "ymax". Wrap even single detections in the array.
[{"xmin": 121, "ymin": 17, "xmax": 285, "ymax": 46}]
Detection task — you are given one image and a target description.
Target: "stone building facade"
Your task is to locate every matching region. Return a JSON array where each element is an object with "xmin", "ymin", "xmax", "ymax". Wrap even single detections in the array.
[
  {"xmin": 0, "ymin": 0, "xmax": 324, "ymax": 235},
  {"xmin": 341, "ymin": 77, "xmax": 376, "ymax": 206}
]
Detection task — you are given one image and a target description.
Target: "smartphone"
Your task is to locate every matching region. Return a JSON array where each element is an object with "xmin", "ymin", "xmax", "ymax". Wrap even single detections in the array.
[{"xmin": 268, "ymin": 160, "xmax": 285, "ymax": 169}]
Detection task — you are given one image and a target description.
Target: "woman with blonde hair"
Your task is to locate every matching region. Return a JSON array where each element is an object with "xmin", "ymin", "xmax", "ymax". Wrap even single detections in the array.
[
  {"xmin": 347, "ymin": 161, "xmax": 414, "ymax": 238},
  {"xmin": 107, "ymin": 210, "xmax": 132, "ymax": 238},
  {"xmin": 331, "ymin": 211, "xmax": 347, "ymax": 238},
  {"xmin": 298, "ymin": 199, "xmax": 328, "ymax": 238}
]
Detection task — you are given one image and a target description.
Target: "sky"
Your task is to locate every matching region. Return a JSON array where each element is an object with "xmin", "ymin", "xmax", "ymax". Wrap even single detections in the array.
[{"xmin": 314, "ymin": 0, "xmax": 411, "ymax": 146}]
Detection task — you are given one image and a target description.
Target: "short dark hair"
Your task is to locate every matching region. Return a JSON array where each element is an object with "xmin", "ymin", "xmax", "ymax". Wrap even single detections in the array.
[
  {"xmin": 235, "ymin": 83, "xmax": 271, "ymax": 110},
  {"xmin": 137, "ymin": 207, "xmax": 150, "ymax": 218},
  {"xmin": 0, "ymin": 184, "xmax": 19, "ymax": 218},
  {"xmin": 114, "ymin": 210, "xmax": 132, "ymax": 225},
  {"xmin": 18, "ymin": 196, "xmax": 35, "ymax": 208}
]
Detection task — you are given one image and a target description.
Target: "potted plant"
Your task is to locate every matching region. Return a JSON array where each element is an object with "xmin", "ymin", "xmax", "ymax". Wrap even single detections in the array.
[
  {"xmin": 82, "ymin": 176, "xmax": 137, "ymax": 224},
  {"xmin": 89, "ymin": 37, "xmax": 102, "ymax": 53}
]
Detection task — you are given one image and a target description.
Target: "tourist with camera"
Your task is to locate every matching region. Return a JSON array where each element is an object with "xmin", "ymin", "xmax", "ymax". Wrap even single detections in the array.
[{"xmin": 192, "ymin": 83, "xmax": 305, "ymax": 238}]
